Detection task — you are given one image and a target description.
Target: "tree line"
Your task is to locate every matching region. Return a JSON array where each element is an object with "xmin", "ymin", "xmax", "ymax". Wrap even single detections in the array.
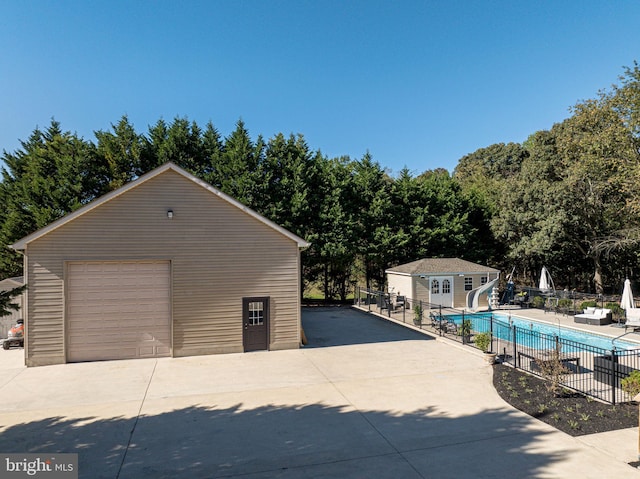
[
  {"xmin": 1, "ymin": 63, "xmax": 639, "ymax": 298},
  {"xmin": 0, "ymin": 117, "xmax": 489, "ymax": 300},
  {"xmin": 455, "ymin": 63, "xmax": 640, "ymax": 293}
]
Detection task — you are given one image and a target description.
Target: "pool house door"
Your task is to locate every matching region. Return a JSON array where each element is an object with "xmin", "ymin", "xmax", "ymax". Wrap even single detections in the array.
[{"xmin": 429, "ymin": 276, "xmax": 453, "ymax": 307}]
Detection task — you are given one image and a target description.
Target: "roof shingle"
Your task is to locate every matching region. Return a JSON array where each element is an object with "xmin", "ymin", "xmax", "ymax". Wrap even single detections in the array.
[{"xmin": 386, "ymin": 258, "xmax": 499, "ymax": 275}]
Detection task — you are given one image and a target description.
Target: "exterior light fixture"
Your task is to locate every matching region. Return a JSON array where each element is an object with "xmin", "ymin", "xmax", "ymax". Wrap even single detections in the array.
[{"xmin": 167, "ymin": 210, "xmax": 174, "ymax": 219}]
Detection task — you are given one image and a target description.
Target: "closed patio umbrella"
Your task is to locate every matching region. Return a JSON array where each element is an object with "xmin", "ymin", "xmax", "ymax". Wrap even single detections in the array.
[
  {"xmin": 621, "ymin": 278, "xmax": 635, "ymax": 310},
  {"xmin": 539, "ymin": 266, "xmax": 552, "ymax": 293}
]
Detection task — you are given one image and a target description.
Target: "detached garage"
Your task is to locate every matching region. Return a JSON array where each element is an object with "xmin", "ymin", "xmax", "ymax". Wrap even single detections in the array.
[{"xmin": 11, "ymin": 162, "xmax": 309, "ymax": 366}]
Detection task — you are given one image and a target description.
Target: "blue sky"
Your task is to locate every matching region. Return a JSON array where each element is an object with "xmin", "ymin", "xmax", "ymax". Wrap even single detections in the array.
[{"xmin": 1, "ymin": 1, "xmax": 638, "ymax": 176}]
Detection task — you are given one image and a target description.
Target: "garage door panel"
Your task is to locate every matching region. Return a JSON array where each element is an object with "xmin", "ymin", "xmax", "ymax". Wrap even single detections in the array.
[
  {"xmin": 97, "ymin": 288, "xmax": 166, "ymax": 299},
  {"xmin": 72, "ymin": 346, "xmax": 139, "ymax": 361},
  {"xmin": 67, "ymin": 261, "xmax": 171, "ymax": 362}
]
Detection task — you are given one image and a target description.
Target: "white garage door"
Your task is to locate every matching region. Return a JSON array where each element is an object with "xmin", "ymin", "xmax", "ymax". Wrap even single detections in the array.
[{"xmin": 67, "ymin": 261, "xmax": 171, "ymax": 362}]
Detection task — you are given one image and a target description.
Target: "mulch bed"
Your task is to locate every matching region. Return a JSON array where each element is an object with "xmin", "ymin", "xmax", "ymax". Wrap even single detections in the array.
[{"xmin": 493, "ymin": 363, "xmax": 637, "ymax": 436}]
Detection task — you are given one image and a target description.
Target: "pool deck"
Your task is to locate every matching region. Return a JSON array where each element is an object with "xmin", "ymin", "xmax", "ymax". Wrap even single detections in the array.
[
  {"xmin": 363, "ymin": 301, "xmax": 640, "ymax": 346},
  {"xmin": 496, "ymin": 306, "xmax": 640, "ymax": 345}
]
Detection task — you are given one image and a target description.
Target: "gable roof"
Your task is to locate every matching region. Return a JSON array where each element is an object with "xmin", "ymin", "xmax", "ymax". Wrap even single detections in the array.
[
  {"xmin": 11, "ymin": 162, "xmax": 310, "ymax": 250},
  {"xmin": 0, "ymin": 276, "xmax": 24, "ymax": 291},
  {"xmin": 386, "ymin": 258, "xmax": 499, "ymax": 276}
]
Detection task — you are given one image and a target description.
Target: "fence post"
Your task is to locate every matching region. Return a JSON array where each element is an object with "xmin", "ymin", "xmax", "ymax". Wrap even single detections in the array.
[
  {"xmin": 611, "ymin": 348, "xmax": 617, "ymax": 405},
  {"xmin": 490, "ymin": 314, "xmax": 494, "ymax": 354},
  {"xmin": 438, "ymin": 304, "xmax": 442, "ymax": 336},
  {"xmin": 462, "ymin": 310, "xmax": 466, "ymax": 344},
  {"xmin": 368, "ymin": 290, "xmax": 371, "ymax": 312},
  {"xmin": 402, "ymin": 300, "xmax": 406, "ymax": 323},
  {"xmin": 512, "ymin": 326, "xmax": 518, "ymax": 369}
]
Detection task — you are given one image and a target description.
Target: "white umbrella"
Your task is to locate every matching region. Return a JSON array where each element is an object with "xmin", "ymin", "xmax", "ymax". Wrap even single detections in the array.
[
  {"xmin": 621, "ymin": 278, "xmax": 635, "ymax": 310},
  {"xmin": 539, "ymin": 266, "xmax": 551, "ymax": 293}
]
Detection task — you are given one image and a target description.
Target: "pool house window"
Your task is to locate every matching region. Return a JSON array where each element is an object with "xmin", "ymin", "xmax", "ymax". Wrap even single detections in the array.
[{"xmin": 464, "ymin": 277, "xmax": 473, "ymax": 291}]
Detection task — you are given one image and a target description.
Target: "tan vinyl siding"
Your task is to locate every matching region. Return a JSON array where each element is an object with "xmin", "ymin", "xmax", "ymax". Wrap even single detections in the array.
[
  {"xmin": 23, "ymin": 170, "xmax": 301, "ymax": 365},
  {"xmin": 415, "ymin": 277, "xmax": 430, "ymax": 304},
  {"xmin": 24, "ymin": 261, "xmax": 66, "ymax": 365},
  {"xmin": 402, "ymin": 272, "xmax": 499, "ymax": 310},
  {"xmin": 452, "ymin": 273, "xmax": 499, "ymax": 309},
  {"xmin": 453, "ymin": 276, "xmax": 467, "ymax": 308}
]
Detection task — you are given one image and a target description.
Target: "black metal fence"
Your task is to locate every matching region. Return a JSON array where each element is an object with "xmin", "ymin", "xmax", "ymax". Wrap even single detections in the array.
[
  {"xmin": 356, "ymin": 287, "xmax": 640, "ymax": 404},
  {"xmin": 505, "ymin": 286, "xmax": 628, "ymax": 321}
]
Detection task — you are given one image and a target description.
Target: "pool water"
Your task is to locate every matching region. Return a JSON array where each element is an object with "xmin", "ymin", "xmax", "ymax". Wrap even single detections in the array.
[{"xmin": 447, "ymin": 313, "xmax": 640, "ymax": 351}]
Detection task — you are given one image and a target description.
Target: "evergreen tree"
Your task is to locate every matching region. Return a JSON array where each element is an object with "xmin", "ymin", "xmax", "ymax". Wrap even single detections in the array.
[
  {"xmin": 140, "ymin": 119, "xmax": 169, "ymax": 173},
  {"xmin": 304, "ymin": 156, "xmax": 359, "ymax": 301},
  {"xmin": 0, "ymin": 285, "xmax": 26, "ymax": 317},
  {"xmin": 159, "ymin": 117, "xmax": 206, "ymax": 174},
  {"xmin": 256, "ymin": 133, "xmax": 311, "ymax": 236},
  {"xmin": 94, "ymin": 115, "xmax": 144, "ymax": 192},
  {"xmin": 349, "ymin": 153, "xmax": 403, "ymax": 289},
  {"xmin": 201, "ymin": 121, "xmax": 225, "ymax": 183},
  {"xmin": 215, "ymin": 119, "xmax": 265, "ymax": 206},
  {"xmin": 0, "ymin": 120, "xmax": 95, "ymax": 277}
]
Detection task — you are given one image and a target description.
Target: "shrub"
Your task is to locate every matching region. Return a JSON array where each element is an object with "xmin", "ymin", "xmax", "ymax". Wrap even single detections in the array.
[
  {"xmin": 532, "ymin": 296, "xmax": 545, "ymax": 309},
  {"xmin": 413, "ymin": 304, "xmax": 423, "ymax": 324},
  {"xmin": 621, "ymin": 370, "xmax": 640, "ymax": 399},
  {"xmin": 580, "ymin": 300, "xmax": 597, "ymax": 310},
  {"xmin": 558, "ymin": 298, "xmax": 572, "ymax": 308},
  {"xmin": 475, "ymin": 331, "xmax": 492, "ymax": 352},
  {"xmin": 605, "ymin": 302, "xmax": 624, "ymax": 320},
  {"xmin": 459, "ymin": 319, "xmax": 472, "ymax": 337},
  {"xmin": 536, "ymin": 348, "xmax": 569, "ymax": 397}
]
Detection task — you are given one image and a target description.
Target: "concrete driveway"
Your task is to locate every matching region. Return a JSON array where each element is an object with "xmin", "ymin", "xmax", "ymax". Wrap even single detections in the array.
[{"xmin": 0, "ymin": 307, "xmax": 638, "ymax": 478}]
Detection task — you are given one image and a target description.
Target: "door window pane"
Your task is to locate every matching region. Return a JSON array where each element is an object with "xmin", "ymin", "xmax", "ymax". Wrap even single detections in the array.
[
  {"xmin": 431, "ymin": 280, "xmax": 439, "ymax": 294},
  {"xmin": 248, "ymin": 301, "xmax": 264, "ymax": 325},
  {"xmin": 442, "ymin": 279, "xmax": 451, "ymax": 294}
]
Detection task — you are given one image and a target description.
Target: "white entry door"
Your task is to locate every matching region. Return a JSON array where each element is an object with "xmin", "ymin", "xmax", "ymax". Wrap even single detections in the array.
[{"xmin": 429, "ymin": 276, "xmax": 454, "ymax": 307}]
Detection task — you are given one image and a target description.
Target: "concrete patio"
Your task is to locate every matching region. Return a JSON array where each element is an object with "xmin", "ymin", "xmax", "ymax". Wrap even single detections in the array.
[{"xmin": 0, "ymin": 306, "xmax": 638, "ymax": 478}]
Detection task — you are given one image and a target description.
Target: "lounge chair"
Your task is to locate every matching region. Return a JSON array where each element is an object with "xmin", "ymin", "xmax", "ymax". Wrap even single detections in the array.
[
  {"xmin": 429, "ymin": 312, "xmax": 458, "ymax": 333},
  {"xmin": 625, "ymin": 308, "xmax": 640, "ymax": 332},
  {"xmin": 430, "ymin": 311, "xmax": 443, "ymax": 328},
  {"xmin": 574, "ymin": 307, "xmax": 612, "ymax": 326}
]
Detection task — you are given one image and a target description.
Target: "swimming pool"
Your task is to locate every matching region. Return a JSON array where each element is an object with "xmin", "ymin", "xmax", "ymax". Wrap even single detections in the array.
[{"xmin": 446, "ymin": 312, "xmax": 640, "ymax": 351}]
